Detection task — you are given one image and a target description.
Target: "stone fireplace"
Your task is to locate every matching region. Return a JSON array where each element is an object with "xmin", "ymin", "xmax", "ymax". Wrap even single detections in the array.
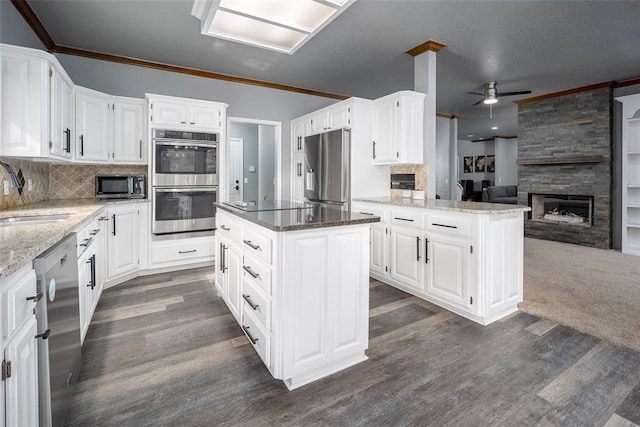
[
  {"xmin": 529, "ymin": 193, "xmax": 594, "ymax": 227},
  {"xmin": 517, "ymin": 86, "xmax": 613, "ymax": 249}
]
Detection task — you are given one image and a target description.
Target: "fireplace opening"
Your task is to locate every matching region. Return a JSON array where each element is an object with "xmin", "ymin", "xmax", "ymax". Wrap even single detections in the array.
[{"xmin": 528, "ymin": 193, "xmax": 594, "ymax": 227}]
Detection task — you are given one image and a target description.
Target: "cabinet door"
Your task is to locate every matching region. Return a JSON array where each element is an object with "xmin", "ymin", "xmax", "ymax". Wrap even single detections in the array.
[
  {"xmin": 390, "ymin": 226, "xmax": 425, "ymax": 293},
  {"xmin": 215, "ymin": 234, "xmax": 228, "ymax": 297},
  {"xmin": 0, "ymin": 52, "xmax": 47, "ymax": 157},
  {"xmin": 188, "ymin": 104, "xmax": 222, "ymax": 130},
  {"xmin": 370, "ymin": 222, "xmax": 387, "ymax": 276},
  {"xmin": 108, "ymin": 206, "xmax": 139, "ymax": 279},
  {"xmin": 373, "ymin": 97, "xmax": 398, "ymax": 163},
  {"xmin": 49, "ymin": 66, "xmax": 73, "ymax": 159},
  {"xmin": 78, "ymin": 250, "xmax": 89, "ymax": 342},
  {"xmin": 75, "ymin": 88, "xmax": 110, "ymax": 162},
  {"xmin": 113, "ymin": 99, "xmax": 145, "ymax": 163},
  {"xmin": 309, "ymin": 112, "xmax": 327, "ymax": 135},
  {"xmin": 398, "ymin": 95, "xmax": 424, "ymax": 163},
  {"xmin": 4, "ymin": 316, "xmax": 39, "ymax": 427},
  {"xmin": 291, "ymin": 152, "xmax": 305, "ymax": 203},
  {"xmin": 150, "ymin": 100, "xmax": 187, "ymax": 127},
  {"xmin": 225, "ymin": 240, "xmax": 243, "ymax": 322},
  {"xmin": 425, "ymin": 234, "xmax": 472, "ymax": 312},
  {"xmin": 327, "ymin": 104, "xmax": 351, "ymax": 130},
  {"xmin": 291, "ymin": 120, "xmax": 305, "ymax": 152}
]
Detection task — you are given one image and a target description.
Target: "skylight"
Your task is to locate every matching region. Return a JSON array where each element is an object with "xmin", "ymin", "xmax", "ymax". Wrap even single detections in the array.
[{"xmin": 191, "ymin": 0, "xmax": 356, "ymax": 54}]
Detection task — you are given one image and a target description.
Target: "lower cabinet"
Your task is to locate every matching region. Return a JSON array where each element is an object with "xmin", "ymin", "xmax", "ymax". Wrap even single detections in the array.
[
  {"xmin": 352, "ymin": 201, "xmax": 523, "ymax": 325},
  {"xmin": 216, "ymin": 209, "xmax": 370, "ymax": 390},
  {"xmin": 107, "ymin": 204, "xmax": 140, "ymax": 280},
  {"xmin": 1, "ymin": 264, "xmax": 39, "ymax": 427}
]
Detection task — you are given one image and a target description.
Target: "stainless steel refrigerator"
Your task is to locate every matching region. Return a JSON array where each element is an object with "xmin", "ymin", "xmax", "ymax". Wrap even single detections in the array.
[{"xmin": 304, "ymin": 128, "xmax": 350, "ymax": 209}]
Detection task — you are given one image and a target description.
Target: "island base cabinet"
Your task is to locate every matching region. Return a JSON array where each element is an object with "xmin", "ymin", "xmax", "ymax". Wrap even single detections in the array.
[{"xmin": 280, "ymin": 227, "xmax": 369, "ymax": 390}]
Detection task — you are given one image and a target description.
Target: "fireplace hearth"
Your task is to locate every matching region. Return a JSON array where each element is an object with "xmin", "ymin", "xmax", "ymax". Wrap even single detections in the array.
[{"xmin": 529, "ymin": 194, "xmax": 594, "ymax": 227}]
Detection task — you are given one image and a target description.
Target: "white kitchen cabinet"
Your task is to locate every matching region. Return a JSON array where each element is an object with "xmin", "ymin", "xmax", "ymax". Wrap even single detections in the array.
[
  {"xmin": 217, "ymin": 234, "xmax": 243, "ymax": 323},
  {"xmin": 0, "ymin": 44, "xmax": 72, "ymax": 161},
  {"xmin": 76, "ymin": 215, "xmax": 105, "ymax": 344},
  {"xmin": 75, "ymin": 86, "xmax": 111, "ymax": 162},
  {"xmin": 425, "ymin": 233, "xmax": 473, "ymax": 313},
  {"xmin": 617, "ymin": 94, "xmax": 640, "ymax": 256},
  {"xmin": 107, "ymin": 204, "xmax": 141, "ymax": 281},
  {"xmin": 113, "ymin": 97, "xmax": 146, "ymax": 163},
  {"xmin": 49, "ymin": 63, "xmax": 74, "ymax": 159},
  {"xmin": 390, "ymin": 225, "xmax": 426, "ymax": 293},
  {"xmin": 149, "ymin": 236, "xmax": 215, "ymax": 268},
  {"xmin": 372, "ymin": 91, "xmax": 425, "ymax": 165},
  {"xmin": 216, "ymin": 209, "xmax": 369, "ymax": 390},
  {"xmin": 308, "ymin": 102, "xmax": 352, "ymax": 136},
  {"xmin": 353, "ymin": 200, "xmax": 525, "ymax": 325},
  {"xmin": 291, "ymin": 152, "xmax": 305, "ymax": 203},
  {"xmin": 352, "ymin": 202, "xmax": 388, "ymax": 277},
  {"xmin": 1, "ymin": 264, "xmax": 39, "ymax": 427},
  {"xmin": 3, "ymin": 316, "xmax": 38, "ymax": 427},
  {"xmin": 291, "ymin": 119, "xmax": 305, "ymax": 152},
  {"xmin": 147, "ymin": 94, "xmax": 226, "ymax": 132}
]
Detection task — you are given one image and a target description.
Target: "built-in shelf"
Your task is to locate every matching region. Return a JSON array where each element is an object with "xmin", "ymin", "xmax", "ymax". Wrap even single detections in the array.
[{"xmin": 516, "ymin": 155, "xmax": 605, "ymax": 165}]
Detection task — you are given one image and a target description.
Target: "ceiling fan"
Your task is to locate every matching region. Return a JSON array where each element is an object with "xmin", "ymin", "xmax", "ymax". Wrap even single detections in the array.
[{"xmin": 468, "ymin": 81, "xmax": 532, "ymax": 106}]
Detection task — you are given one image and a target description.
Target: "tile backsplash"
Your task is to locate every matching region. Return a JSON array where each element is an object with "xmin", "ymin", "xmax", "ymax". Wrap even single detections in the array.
[
  {"xmin": 0, "ymin": 157, "xmax": 50, "ymax": 210},
  {"xmin": 49, "ymin": 164, "xmax": 147, "ymax": 199},
  {"xmin": 0, "ymin": 158, "xmax": 147, "ymax": 210},
  {"xmin": 390, "ymin": 164, "xmax": 428, "ymax": 199}
]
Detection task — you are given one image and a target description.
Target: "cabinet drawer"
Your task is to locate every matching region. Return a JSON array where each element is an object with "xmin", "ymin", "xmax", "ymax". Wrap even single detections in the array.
[
  {"xmin": 242, "ymin": 279, "xmax": 271, "ymax": 331},
  {"xmin": 150, "ymin": 237, "xmax": 215, "ymax": 264},
  {"xmin": 243, "ymin": 227, "xmax": 272, "ymax": 265},
  {"xmin": 390, "ymin": 208, "xmax": 424, "ymax": 228},
  {"xmin": 242, "ymin": 308, "xmax": 271, "ymax": 367},
  {"xmin": 217, "ymin": 214, "xmax": 242, "ymax": 242},
  {"xmin": 2, "ymin": 266, "xmax": 37, "ymax": 340},
  {"xmin": 426, "ymin": 213, "xmax": 471, "ymax": 238},
  {"xmin": 352, "ymin": 203, "xmax": 388, "ymax": 222},
  {"xmin": 242, "ymin": 252, "xmax": 272, "ymax": 294}
]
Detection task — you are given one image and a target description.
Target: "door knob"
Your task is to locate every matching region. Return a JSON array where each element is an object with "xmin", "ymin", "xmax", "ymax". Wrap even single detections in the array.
[
  {"xmin": 235, "ymin": 185, "xmax": 240, "ymax": 190},
  {"xmin": 235, "ymin": 180, "xmax": 239, "ymax": 184}
]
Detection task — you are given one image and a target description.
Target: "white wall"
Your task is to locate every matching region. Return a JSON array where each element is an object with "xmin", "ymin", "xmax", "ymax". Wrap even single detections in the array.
[
  {"xmin": 494, "ymin": 137, "xmax": 518, "ymax": 186},
  {"xmin": 457, "ymin": 139, "xmax": 495, "ymax": 191}
]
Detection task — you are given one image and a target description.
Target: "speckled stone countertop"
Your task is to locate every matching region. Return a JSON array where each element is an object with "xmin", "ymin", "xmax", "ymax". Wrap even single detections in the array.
[
  {"xmin": 0, "ymin": 199, "xmax": 148, "ymax": 278},
  {"xmin": 353, "ymin": 197, "xmax": 532, "ymax": 214},
  {"xmin": 216, "ymin": 202, "xmax": 380, "ymax": 232}
]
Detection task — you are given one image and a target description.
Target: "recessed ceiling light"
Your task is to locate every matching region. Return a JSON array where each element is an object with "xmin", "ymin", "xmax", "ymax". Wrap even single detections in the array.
[
  {"xmin": 192, "ymin": 0, "xmax": 357, "ymax": 54},
  {"xmin": 467, "ymin": 134, "xmax": 474, "ymax": 138},
  {"xmin": 491, "ymin": 126, "xmax": 498, "ymax": 130}
]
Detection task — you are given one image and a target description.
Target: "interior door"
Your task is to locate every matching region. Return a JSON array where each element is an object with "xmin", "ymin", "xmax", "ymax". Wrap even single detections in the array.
[{"xmin": 229, "ymin": 138, "xmax": 243, "ymax": 202}]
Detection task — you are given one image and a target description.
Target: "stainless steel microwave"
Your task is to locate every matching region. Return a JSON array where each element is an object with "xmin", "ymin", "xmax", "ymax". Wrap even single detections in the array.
[{"xmin": 95, "ymin": 175, "xmax": 146, "ymax": 199}]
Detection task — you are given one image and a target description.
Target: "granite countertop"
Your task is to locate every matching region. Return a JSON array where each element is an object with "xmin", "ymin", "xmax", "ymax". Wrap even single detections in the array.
[
  {"xmin": 0, "ymin": 199, "xmax": 149, "ymax": 278},
  {"xmin": 353, "ymin": 197, "xmax": 532, "ymax": 214},
  {"xmin": 216, "ymin": 202, "xmax": 380, "ymax": 232}
]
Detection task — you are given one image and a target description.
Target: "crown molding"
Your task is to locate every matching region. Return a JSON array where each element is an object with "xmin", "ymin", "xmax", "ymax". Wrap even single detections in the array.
[{"xmin": 406, "ymin": 40, "xmax": 447, "ymax": 57}]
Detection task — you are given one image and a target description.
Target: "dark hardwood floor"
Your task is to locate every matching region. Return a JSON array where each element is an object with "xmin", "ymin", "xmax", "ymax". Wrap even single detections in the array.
[{"xmin": 63, "ymin": 267, "xmax": 640, "ymax": 426}]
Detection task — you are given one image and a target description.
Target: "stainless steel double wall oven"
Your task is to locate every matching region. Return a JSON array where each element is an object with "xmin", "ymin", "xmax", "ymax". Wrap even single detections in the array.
[{"xmin": 151, "ymin": 129, "xmax": 218, "ymax": 234}]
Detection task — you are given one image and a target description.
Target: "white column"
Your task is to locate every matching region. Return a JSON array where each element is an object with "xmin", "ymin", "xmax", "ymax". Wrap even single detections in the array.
[{"xmin": 413, "ymin": 50, "xmax": 437, "ymax": 199}]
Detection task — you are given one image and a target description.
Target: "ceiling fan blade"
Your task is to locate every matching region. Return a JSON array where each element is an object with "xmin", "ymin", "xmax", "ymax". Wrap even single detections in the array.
[
  {"xmin": 472, "ymin": 99, "xmax": 484, "ymax": 106},
  {"xmin": 467, "ymin": 92, "xmax": 484, "ymax": 96},
  {"xmin": 498, "ymin": 90, "xmax": 532, "ymax": 96}
]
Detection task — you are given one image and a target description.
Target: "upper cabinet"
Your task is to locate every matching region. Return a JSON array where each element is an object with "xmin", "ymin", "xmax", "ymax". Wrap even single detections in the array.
[
  {"xmin": 112, "ymin": 97, "xmax": 146, "ymax": 163},
  {"xmin": 372, "ymin": 91, "xmax": 425, "ymax": 165},
  {"xmin": 148, "ymin": 94, "xmax": 226, "ymax": 132},
  {"xmin": 74, "ymin": 88, "xmax": 146, "ymax": 164},
  {"xmin": 75, "ymin": 86, "xmax": 111, "ymax": 162},
  {"xmin": 0, "ymin": 44, "xmax": 73, "ymax": 161},
  {"xmin": 308, "ymin": 103, "xmax": 351, "ymax": 136}
]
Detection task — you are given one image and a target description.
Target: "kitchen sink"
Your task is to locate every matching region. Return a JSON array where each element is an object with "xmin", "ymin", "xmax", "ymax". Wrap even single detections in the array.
[{"xmin": 0, "ymin": 214, "xmax": 71, "ymax": 226}]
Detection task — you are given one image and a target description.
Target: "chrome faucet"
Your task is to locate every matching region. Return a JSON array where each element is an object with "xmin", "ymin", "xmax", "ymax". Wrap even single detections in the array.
[{"xmin": 0, "ymin": 160, "xmax": 23, "ymax": 189}]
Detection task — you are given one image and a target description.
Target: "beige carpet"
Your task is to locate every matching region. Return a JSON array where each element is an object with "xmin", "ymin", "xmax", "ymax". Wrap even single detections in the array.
[{"xmin": 519, "ymin": 237, "xmax": 640, "ymax": 353}]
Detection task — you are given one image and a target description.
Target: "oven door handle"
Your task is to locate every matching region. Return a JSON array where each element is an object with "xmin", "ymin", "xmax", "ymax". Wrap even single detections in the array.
[{"xmin": 153, "ymin": 140, "xmax": 218, "ymax": 149}]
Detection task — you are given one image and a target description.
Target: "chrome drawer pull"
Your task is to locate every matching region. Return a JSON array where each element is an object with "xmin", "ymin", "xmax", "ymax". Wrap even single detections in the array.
[
  {"xmin": 220, "ymin": 225, "xmax": 230, "ymax": 231},
  {"xmin": 394, "ymin": 217, "xmax": 414, "ymax": 222},
  {"xmin": 242, "ymin": 294, "xmax": 259, "ymax": 310},
  {"xmin": 243, "ymin": 240, "xmax": 261, "ymax": 250},
  {"xmin": 432, "ymin": 223, "xmax": 457, "ymax": 229},
  {"xmin": 242, "ymin": 325, "xmax": 259, "ymax": 345},
  {"xmin": 243, "ymin": 265, "xmax": 260, "ymax": 279},
  {"xmin": 179, "ymin": 249, "xmax": 197, "ymax": 254}
]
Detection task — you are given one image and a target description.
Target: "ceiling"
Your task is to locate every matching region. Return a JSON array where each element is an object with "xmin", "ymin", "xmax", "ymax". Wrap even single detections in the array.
[{"xmin": 22, "ymin": 0, "xmax": 640, "ymax": 140}]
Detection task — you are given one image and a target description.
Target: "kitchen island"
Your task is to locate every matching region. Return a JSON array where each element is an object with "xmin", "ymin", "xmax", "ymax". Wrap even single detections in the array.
[
  {"xmin": 215, "ymin": 201, "xmax": 379, "ymax": 390},
  {"xmin": 352, "ymin": 197, "xmax": 531, "ymax": 325}
]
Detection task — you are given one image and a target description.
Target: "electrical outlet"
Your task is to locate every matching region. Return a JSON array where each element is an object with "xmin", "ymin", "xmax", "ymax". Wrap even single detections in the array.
[
  {"xmin": 3, "ymin": 180, "xmax": 9, "ymax": 195},
  {"xmin": 402, "ymin": 190, "xmax": 411, "ymax": 198},
  {"xmin": 28, "ymin": 179, "xmax": 33, "ymax": 191}
]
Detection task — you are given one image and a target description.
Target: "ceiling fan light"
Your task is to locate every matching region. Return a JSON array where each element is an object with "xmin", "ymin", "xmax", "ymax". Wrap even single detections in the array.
[{"xmin": 483, "ymin": 98, "xmax": 498, "ymax": 105}]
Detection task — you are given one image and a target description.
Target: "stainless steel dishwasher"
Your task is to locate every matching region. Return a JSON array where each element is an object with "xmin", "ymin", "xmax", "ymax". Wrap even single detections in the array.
[{"xmin": 33, "ymin": 233, "xmax": 81, "ymax": 427}]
